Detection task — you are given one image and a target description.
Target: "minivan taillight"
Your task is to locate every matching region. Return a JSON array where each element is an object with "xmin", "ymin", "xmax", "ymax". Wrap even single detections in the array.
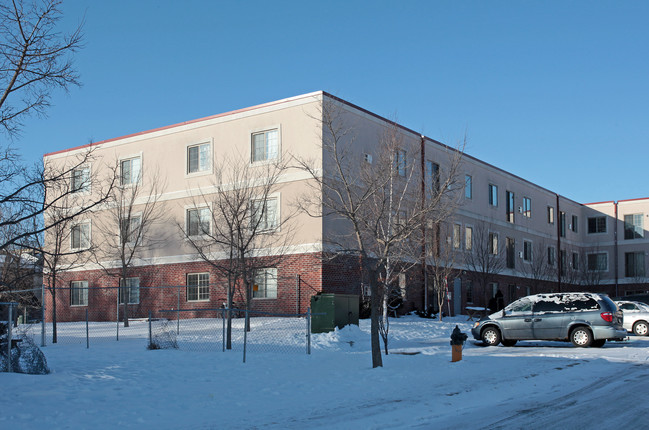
[{"xmin": 600, "ymin": 312, "xmax": 613, "ymax": 322}]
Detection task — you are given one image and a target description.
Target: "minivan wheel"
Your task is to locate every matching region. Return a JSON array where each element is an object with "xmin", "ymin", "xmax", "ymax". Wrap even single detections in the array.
[
  {"xmin": 633, "ymin": 321, "xmax": 649, "ymax": 336},
  {"xmin": 482, "ymin": 327, "xmax": 501, "ymax": 346},
  {"xmin": 570, "ymin": 327, "xmax": 593, "ymax": 347}
]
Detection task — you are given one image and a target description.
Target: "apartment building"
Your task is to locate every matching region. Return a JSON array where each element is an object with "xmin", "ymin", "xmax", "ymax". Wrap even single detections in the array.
[{"xmin": 43, "ymin": 91, "xmax": 649, "ymax": 321}]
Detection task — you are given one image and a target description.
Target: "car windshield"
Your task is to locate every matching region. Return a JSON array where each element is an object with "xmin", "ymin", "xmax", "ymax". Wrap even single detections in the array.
[
  {"xmin": 505, "ymin": 297, "xmax": 532, "ymax": 314},
  {"xmin": 635, "ymin": 302, "xmax": 649, "ymax": 312}
]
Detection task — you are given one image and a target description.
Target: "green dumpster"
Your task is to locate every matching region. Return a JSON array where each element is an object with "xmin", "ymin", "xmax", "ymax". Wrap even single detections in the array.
[{"xmin": 310, "ymin": 293, "xmax": 359, "ymax": 333}]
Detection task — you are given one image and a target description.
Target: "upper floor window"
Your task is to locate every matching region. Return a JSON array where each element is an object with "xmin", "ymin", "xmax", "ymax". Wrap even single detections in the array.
[
  {"xmin": 71, "ymin": 222, "xmax": 91, "ymax": 250},
  {"xmin": 559, "ymin": 211, "xmax": 566, "ymax": 238},
  {"xmin": 571, "ymin": 215, "xmax": 578, "ymax": 233},
  {"xmin": 488, "ymin": 232, "xmax": 498, "ymax": 255},
  {"xmin": 187, "ymin": 207, "xmax": 211, "ymax": 237},
  {"xmin": 547, "ymin": 246, "xmax": 556, "ymax": 266},
  {"xmin": 253, "ymin": 268, "xmax": 278, "ymax": 299},
  {"xmin": 71, "ymin": 165, "xmax": 90, "ymax": 193},
  {"xmin": 252, "ymin": 129, "xmax": 279, "ymax": 162},
  {"xmin": 489, "ymin": 184, "xmax": 498, "ymax": 207},
  {"xmin": 120, "ymin": 215, "xmax": 141, "ymax": 244},
  {"xmin": 187, "ymin": 273, "xmax": 210, "ymax": 302},
  {"xmin": 587, "ymin": 252, "xmax": 607, "ymax": 271},
  {"xmin": 625, "ymin": 252, "xmax": 646, "ymax": 278},
  {"xmin": 465, "ymin": 226, "xmax": 473, "ymax": 251},
  {"xmin": 506, "ymin": 191, "xmax": 515, "ymax": 223},
  {"xmin": 453, "ymin": 224, "xmax": 461, "ymax": 249},
  {"xmin": 251, "ymin": 197, "xmax": 278, "ymax": 232},
  {"xmin": 70, "ymin": 281, "xmax": 88, "ymax": 306},
  {"xmin": 547, "ymin": 206, "xmax": 554, "ymax": 224},
  {"xmin": 187, "ymin": 142, "xmax": 211, "ymax": 174},
  {"xmin": 465, "ymin": 175, "xmax": 472, "ymax": 199},
  {"xmin": 522, "ymin": 197, "xmax": 531, "ymax": 218},
  {"xmin": 394, "ymin": 150, "xmax": 407, "ymax": 177},
  {"xmin": 119, "ymin": 277, "xmax": 140, "ymax": 305},
  {"xmin": 588, "ymin": 216, "xmax": 606, "ymax": 234},
  {"xmin": 624, "ymin": 214, "xmax": 644, "ymax": 240},
  {"xmin": 120, "ymin": 156, "xmax": 141, "ymax": 186},
  {"xmin": 523, "ymin": 240, "xmax": 532, "ymax": 262},
  {"xmin": 426, "ymin": 160, "xmax": 440, "ymax": 192}
]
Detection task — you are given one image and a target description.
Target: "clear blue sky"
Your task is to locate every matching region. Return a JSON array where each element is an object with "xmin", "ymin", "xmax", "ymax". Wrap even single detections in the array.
[{"xmin": 14, "ymin": 0, "xmax": 649, "ymax": 204}]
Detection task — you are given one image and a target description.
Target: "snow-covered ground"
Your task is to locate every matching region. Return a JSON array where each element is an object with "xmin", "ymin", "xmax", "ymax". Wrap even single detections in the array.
[{"xmin": 3, "ymin": 315, "xmax": 649, "ymax": 429}]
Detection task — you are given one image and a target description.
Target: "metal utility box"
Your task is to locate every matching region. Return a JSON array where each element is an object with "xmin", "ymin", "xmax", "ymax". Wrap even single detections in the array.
[{"xmin": 310, "ymin": 293, "xmax": 359, "ymax": 333}]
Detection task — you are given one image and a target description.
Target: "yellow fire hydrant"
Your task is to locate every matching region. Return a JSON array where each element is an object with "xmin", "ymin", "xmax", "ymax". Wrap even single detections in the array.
[{"xmin": 450, "ymin": 325, "xmax": 468, "ymax": 362}]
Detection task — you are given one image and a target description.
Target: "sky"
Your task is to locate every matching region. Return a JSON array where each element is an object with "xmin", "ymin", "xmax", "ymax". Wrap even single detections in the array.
[{"xmin": 11, "ymin": 0, "xmax": 649, "ymax": 204}]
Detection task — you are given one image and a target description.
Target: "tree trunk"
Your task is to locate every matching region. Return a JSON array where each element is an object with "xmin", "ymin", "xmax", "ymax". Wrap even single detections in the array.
[
  {"xmin": 50, "ymin": 274, "xmax": 58, "ymax": 343},
  {"xmin": 370, "ymin": 278, "xmax": 383, "ymax": 368}
]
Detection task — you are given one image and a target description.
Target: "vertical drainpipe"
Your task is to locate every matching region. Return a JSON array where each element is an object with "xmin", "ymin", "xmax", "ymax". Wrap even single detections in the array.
[
  {"xmin": 614, "ymin": 201, "xmax": 619, "ymax": 297},
  {"xmin": 420, "ymin": 135, "xmax": 428, "ymax": 311},
  {"xmin": 556, "ymin": 194, "xmax": 562, "ymax": 293}
]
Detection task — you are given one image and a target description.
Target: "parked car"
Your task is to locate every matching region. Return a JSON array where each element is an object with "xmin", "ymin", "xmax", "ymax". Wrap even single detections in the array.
[
  {"xmin": 471, "ymin": 292, "xmax": 627, "ymax": 347},
  {"xmin": 615, "ymin": 301, "xmax": 649, "ymax": 336}
]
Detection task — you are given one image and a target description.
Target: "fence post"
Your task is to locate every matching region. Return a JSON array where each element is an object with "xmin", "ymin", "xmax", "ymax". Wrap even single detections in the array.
[
  {"xmin": 221, "ymin": 309, "xmax": 225, "ymax": 352},
  {"xmin": 243, "ymin": 308, "xmax": 248, "ymax": 363},
  {"xmin": 86, "ymin": 309, "xmax": 89, "ymax": 349},
  {"xmin": 306, "ymin": 307, "xmax": 311, "ymax": 355},
  {"xmin": 7, "ymin": 304, "xmax": 12, "ymax": 372},
  {"xmin": 116, "ymin": 287, "xmax": 119, "ymax": 341},
  {"xmin": 41, "ymin": 284, "xmax": 46, "ymax": 347},
  {"xmin": 176, "ymin": 285, "xmax": 180, "ymax": 335},
  {"xmin": 148, "ymin": 311, "xmax": 153, "ymax": 348}
]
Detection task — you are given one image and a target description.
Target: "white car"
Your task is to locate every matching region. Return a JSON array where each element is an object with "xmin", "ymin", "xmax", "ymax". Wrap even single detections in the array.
[{"xmin": 615, "ymin": 301, "xmax": 649, "ymax": 336}]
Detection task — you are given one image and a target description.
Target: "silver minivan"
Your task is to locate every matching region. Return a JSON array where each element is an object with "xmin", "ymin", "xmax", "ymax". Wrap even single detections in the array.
[{"xmin": 471, "ymin": 292, "xmax": 627, "ymax": 347}]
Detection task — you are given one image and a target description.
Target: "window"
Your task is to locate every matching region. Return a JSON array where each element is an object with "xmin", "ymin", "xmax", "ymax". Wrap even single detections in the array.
[
  {"xmin": 253, "ymin": 268, "xmax": 277, "ymax": 299},
  {"xmin": 465, "ymin": 175, "xmax": 472, "ymax": 199},
  {"xmin": 572, "ymin": 252, "xmax": 579, "ymax": 270},
  {"xmin": 119, "ymin": 277, "xmax": 140, "ymax": 304},
  {"xmin": 587, "ymin": 253, "xmax": 607, "ymax": 271},
  {"xmin": 625, "ymin": 252, "xmax": 645, "ymax": 278},
  {"xmin": 120, "ymin": 215, "xmax": 141, "ymax": 244},
  {"xmin": 427, "ymin": 221, "xmax": 440, "ymax": 257},
  {"xmin": 251, "ymin": 129, "xmax": 279, "ymax": 162},
  {"xmin": 571, "ymin": 215, "xmax": 578, "ymax": 233},
  {"xmin": 70, "ymin": 281, "xmax": 88, "ymax": 306},
  {"xmin": 547, "ymin": 206, "xmax": 554, "ymax": 224},
  {"xmin": 120, "ymin": 157, "xmax": 141, "ymax": 185},
  {"xmin": 523, "ymin": 240, "xmax": 532, "ymax": 262},
  {"xmin": 588, "ymin": 216, "xmax": 606, "ymax": 234},
  {"xmin": 560, "ymin": 250, "xmax": 567, "ymax": 276},
  {"xmin": 488, "ymin": 232, "xmax": 499, "ymax": 255},
  {"xmin": 506, "ymin": 237, "xmax": 515, "ymax": 268},
  {"xmin": 523, "ymin": 197, "xmax": 531, "ymax": 218},
  {"xmin": 547, "ymin": 247, "xmax": 556, "ymax": 266},
  {"xmin": 71, "ymin": 166, "xmax": 90, "ymax": 193},
  {"xmin": 187, "ymin": 142, "xmax": 211, "ymax": 174},
  {"xmin": 394, "ymin": 150, "xmax": 407, "ymax": 177},
  {"xmin": 489, "ymin": 184, "xmax": 498, "ymax": 206},
  {"xmin": 506, "ymin": 191, "xmax": 515, "ymax": 223},
  {"xmin": 426, "ymin": 161, "xmax": 440, "ymax": 192},
  {"xmin": 559, "ymin": 211, "xmax": 566, "ymax": 238},
  {"xmin": 465, "ymin": 226, "xmax": 473, "ymax": 251},
  {"xmin": 466, "ymin": 280, "xmax": 473, "ymax": 304},
  {"xmin": 624, "ymin": 214, "xmax": 644, "ymax": 240},
  {"xmin": 187, "ymin": 207, "xmax": 211, "ymax": 236},
  {"xmin": 452, "ymin": 224, "xmax": 461, "ymax": 249},
  {"xmin": 187, "ymin": 273, "xmax": 210, "ymax": 301},
  {"xmin": 251, "ymin": 197, "xmax": 278, "ymax": 231},
  {"xmin": 71, "ymin": 222, "xmax": 90, "ymax": 250}
]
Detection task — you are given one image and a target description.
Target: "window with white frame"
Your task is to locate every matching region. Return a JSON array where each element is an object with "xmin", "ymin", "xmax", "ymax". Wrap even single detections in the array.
[
  {"xmin": 120, "ymin": 215, "xmax": 141, "ymax": 244},
  {"xmin": 547, "ymin": 246, "xmax": 556, "ymax": 266},
  {"xmin": 187, "ymin": 142, "xmax": 211, "ymax": 174},
  {"xmin": 426, "ymin": 160, "xmax": 440, "ymax": 192},
  {"xmin": 625, "ymin": 252, "xmax": 645, "ymax": 277},
  {"xmin": 71, "ymin": 222, "xmax": 90, "ymax": 250},
  {"xmin": 394, "ymin": 150, "xmax": 407, "ymax": 177},
  {"xmin": 489, "ymin": 184, "xmax": 498, "ymax": 206},
  {"xmin": 120, "ymin": 156, "xmax": 141, "ymax": 186},
  {"xmin": 571, "ymin": 215, "xmax": 578, "ymax": 233},
  {"xmin": 588, "ymin": 216, "xmax": 606, "ymax": 234},
  {"xmin": 71, "ymin": 165, "xmax": 90, "ymax": 193},
  {"xmin": 547, "ymin": 206, "xmax": 555, "ymax": 224},
  {"xmin": 587, "ymin": 253, "xmax": 607, "ymax": 272},
  {"xmin": 488, "ymin": 232, "xmax": 498, "ymax": 255},
  {"xmin": 119, "ymin": 277, "xmax": 140, "ymax": 304},
  {"xmin": 523, "ymin": 240, "xmax": 532, "ymax": 262},
  {"xmin": 251, "ymin": 197, "xmax": 278, "ymax": 231},
  {"xmin": 253, "ymin": 268, "xmax": 277, "ymax": 299},
  {"xmin": 624, "ymin": 214, "xmax": 644, "ymax": 240},
  {"xmin": 187, "ymin": 273, "xmax": 210, "ymax": 301},
  {"xmin": 523, "ymin": 197, "xmax": 532, "ymax": 218},
  {"xmin": 465, "ymin": 226, "xmax": 473, "ymax": 251},
  {"xmin": 465, "ymin": 175, "xmax": 472, "ymax": 199},
  {"xmin": 453, "ymin": 224, "xmax": 461, "ymax": 249},
  {"xmin": 70, "ymin": 281, "xmax": 88, "ymax": 306},
  {"xmin": 187, "ymin": 207, "xmax": 211, "ymax": 236},
  {"xmin": 251, "ymin": 129, "xmax": 279, "ymax": 162}
]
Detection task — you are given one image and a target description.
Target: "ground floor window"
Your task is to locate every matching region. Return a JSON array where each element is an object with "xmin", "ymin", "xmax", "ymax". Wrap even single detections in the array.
[
  {"xmin": 253, "ymin": 268, "xmax": 278, "ymax": 299},
  {"xmin": 119, "ymin": 277, "xmax": 140, "ymax": 304},
  {"xmin": 187, "ymin": 273, "xmax": 210, "ymax": 301},
  {"xmin": 70, "ymin": 281, "xmax": 88, "ymax": 306}
]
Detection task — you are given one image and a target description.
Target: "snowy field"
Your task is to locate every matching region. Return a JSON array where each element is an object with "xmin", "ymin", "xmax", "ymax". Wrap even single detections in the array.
[{"xmin": 3, "ymin": 315, "xmax": 649, "ymax": 429}]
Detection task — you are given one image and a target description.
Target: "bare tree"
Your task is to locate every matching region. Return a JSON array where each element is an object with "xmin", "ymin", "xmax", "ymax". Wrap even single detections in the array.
[
  {"xmin": 577, "ymin": 246, "xmax": 605, "ymax": 290},
  {"xmin": 296, "ymin": 96, "xmax": 463, "ymax": 366},
  {"xmin": 180, "ymin": 152, "xmax": 293, "ymax": 348},
  {"xmin": 95, "ymin": 163, "xmax": 166, "ymax": 327},
  {"xmin": 464, "ymin": 221, "xmax": 505, "ymax": 312},
  {"xmin": 0, "ymin": 0, "xmax": 83, "ymax": 136},
  {"xmin": 428, "ymin": 222, "xmax": 458, "ymax": 321},
  {"xmin": 520, "ymin": 240, "xmax": 555, "ymax": 294}
]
